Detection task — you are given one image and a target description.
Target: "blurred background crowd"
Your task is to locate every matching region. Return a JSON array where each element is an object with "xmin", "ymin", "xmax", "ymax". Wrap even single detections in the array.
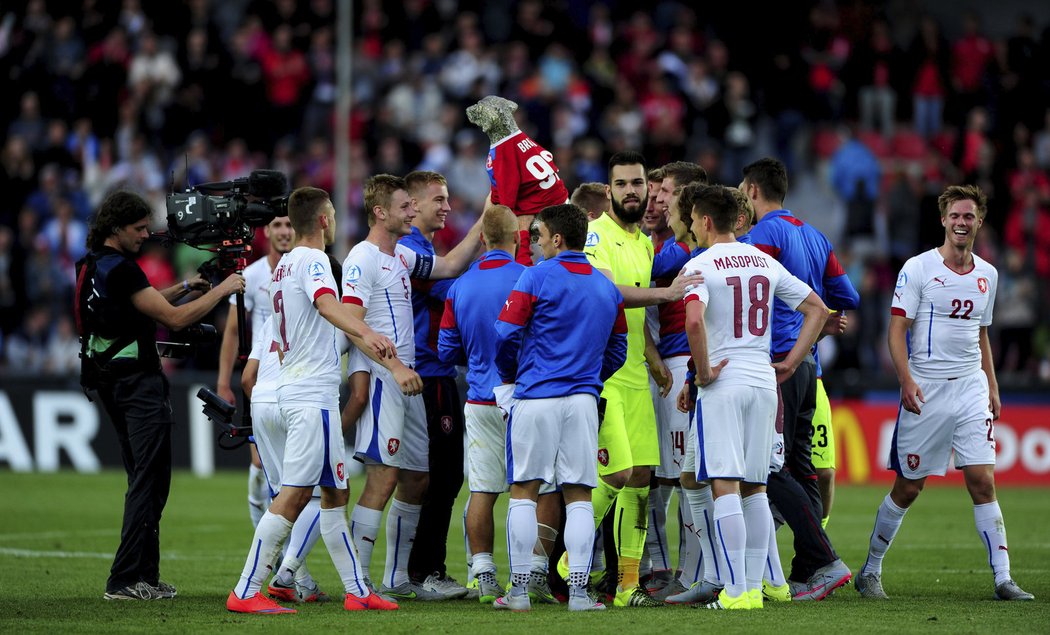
[{"xmin": 2, "ymin": 0, "xmax": 1049, "ymax": 389}]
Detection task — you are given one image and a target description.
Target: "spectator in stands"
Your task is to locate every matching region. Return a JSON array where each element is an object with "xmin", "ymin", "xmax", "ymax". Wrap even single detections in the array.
[{"xmin": 908, "ymin": 16, "xmax": 950, "ymax": 139}]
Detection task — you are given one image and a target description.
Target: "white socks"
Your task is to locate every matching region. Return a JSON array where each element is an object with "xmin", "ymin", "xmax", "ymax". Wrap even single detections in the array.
[
  {"xmin": 320, "ymin": 505, "xmax": 370, "ymax": 597},
  {"xmin": 235, "ymin": 510, "xmax": 292, "ymax": 599},
  {"xmin": 713, "ymin": 494, "xmax": 746, "ymax": 598},
  {"xmin": 974, "ymin": 501, "xmax": 1012, "ymax": 585},
  {"xmin": 764, "ymin": 510, "xmax": 786, "ymax": 587},
  {"xmin": 677, "ymin": 489, "xmax": 702, "ymax": 585},
  {"xmin": 275, "ymin": 498, "xmax": 322, "ymax": 586},
  {"xmin": 742, "ymin": 492, "xmax": 771, "ymax": 593},
  {"xmin": 684, "ymin": 485, "xmax": 720, "ymax": 585},
  {"xmin": 565, "ymin": 501, "xmax": 593, "ymax": 588},
  {"xmin": 507, "ymin": 498, "xmax": 537, "ymax": 590},
  {"xmin": 247, "ymin": 464, "xmax": 268, "ymax": 528},
  {"xmin": 642, "ymin": 485, "xmax": 668, "ymax": 574},
  {"xmin": 862, "ymin": 494, "xmax": 907, "ymax": 576},
  {"xmin": 384, "ymin": 499, "xmax": 420, "ymax": 588},
  {"xmin": 350, "ymin": 504, "xmax": 382, "ymax": 581}
]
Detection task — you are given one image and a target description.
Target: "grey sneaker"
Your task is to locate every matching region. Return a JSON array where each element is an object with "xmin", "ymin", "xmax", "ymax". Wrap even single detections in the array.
[
  {"xmin": 528, "ymin": 571, "xmax": 558, "ymax": 604},
  {"xmin": 103, "ymin": 581, "xmax": 166, "ymax": 601},
  {"xmin": 568, "ymin": 587, "xmax": 606, "ymax": 611},
  {"xmin": 995, "ymin": 579, "xmax": 1034, "ymax": 601},
  {"xmin": 855, "ymin": 572, "xmax": 889, "ymax": 600},
  {"xmin": 420, "ymin": 572, "xmax": 469, "ymax": 599},
  {"xmin": 380, "ymin": 580, "xmax": 446, "ymax": 601},
  {"xmin": 665, "ymin": 580, "xmax": 722, "ymax": 605},
  {"xmin": 494, "ymin": 589, "xmax": 530, "ymax": 611},
  {"xmin": 154, "ymin": 581, "xmax": 177, "ymax": 598},
  {"xmin": 296, "ymin": 580, "xmax": 331, "ymax": 603},
  {"xmin": 476, "ymin": 571, "xmax": 504, "ymax": 604},
  {"xmin": 651, "ymin": 578, "xmax": 688, "ymax": 602},
  {"xmin": 792, "ymin": 559, "xmax": 852, "ymax": 601},
  {"xmin": 363, "ymin": 578, "xmax": 397, "ymax": 603},
  {"xmin": 641, "ymin": 569, "xmax": 673, "ymax": 595}
]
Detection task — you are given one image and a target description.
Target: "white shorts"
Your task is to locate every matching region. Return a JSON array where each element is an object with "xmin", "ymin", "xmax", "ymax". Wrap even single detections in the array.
[
  {"xmin": 682, "ymin": 406, "xmax": 697, "ymax": 476},
  {"xmin": 465, "ymin": 402, "xmax": 509, "ymax": 493},
  {"xmin": 890, "ymin": 371, "xmax": 996, "ymax": 478},
  {"xmin": 651, "ymin": 356, "xmax": 691, "ymax": 478},
  {"xmin": 252, "ymin": 401, "xmax": 323, "ymax": 497},
  {"xmin": 507, "ymin": 394, "xmax": 599, "ymax": 489},
  {"xmin": 347, "ymin": 346, "xmax": 370, "ymax": 376},
  {"xmin": 354, "ymin": 361, "xmax": 429, "ymax": 471},
  {"xmin": 695, "ymin": 384, "xmax": 777, "ymax": 484},
  {"xmin": 278, "ymin": 400, "xmax": 347, "ymax": 489}
]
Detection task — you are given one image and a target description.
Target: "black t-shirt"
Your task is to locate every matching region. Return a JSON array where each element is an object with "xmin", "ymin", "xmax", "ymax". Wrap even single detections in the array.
[{"xmin": 92, "ymin": 247, "xmax": 160, "ymax": 370}]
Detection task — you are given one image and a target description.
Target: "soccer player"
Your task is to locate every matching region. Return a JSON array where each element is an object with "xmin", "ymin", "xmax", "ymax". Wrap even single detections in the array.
[
  {"xmin": 343, "ymin": 174, "xmax": 480, "ymax": 601},
  {"xmin": 494, "ymin": 203, "xmax": 628, "ymax": 612},
  {"xmin": 400, "ymin": 170, "xmax": 482, "ymax": 599},
  {"xmin": 856, "ymin": 185, "xmax": 1034, "ymax": 602},
  {"xmin": 682, "ymin": 185, "xmax": 829, "ymax": 610},
  {"xmin": 437, "ymin": 205, "xmax": 524, "ymax": 604},
  {"xmin": 582, "ymin": 151, "xmax": 700, "ymax": 608},
  {"xmin": 227, "ymin": 187, "xmax": 398, "ymax": 614},
  {"xmin": 215, "ymin": 214, "xmax": 294, "ymax": 528},
  {"xmin": 243, "ymin": 312, "xmax": 327, "ymax": 604},
  {"xmin": 571, "ymin": 182, "xmax": 611, "ymax": 221},
  {"xmin": 741, "ymin": 157, "xmax": 857, "ymax": 600}
]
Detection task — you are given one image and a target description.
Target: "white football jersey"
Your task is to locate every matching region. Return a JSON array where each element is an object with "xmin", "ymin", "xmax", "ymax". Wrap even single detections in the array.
[
  {"xmin": 683, "ymin": 242, "xmax": 812, "ymax": 389},
  {"xmin": 270, "ymin": 247, "xmax": 341, "ymax": 406},
  {"xmin": 891, "ymin": 249, "xmax": 997, "ymax": 380},
  {"xmin": 228, "ymin": 255, "xmax": 274, "ymax": 352},
  {"xmin": 341, "ymin": 241, "xmax": 433, "ymax": 365},
  {"xmin": 247, "ymin": 315, "xmax": 280, "ymax": 404}
]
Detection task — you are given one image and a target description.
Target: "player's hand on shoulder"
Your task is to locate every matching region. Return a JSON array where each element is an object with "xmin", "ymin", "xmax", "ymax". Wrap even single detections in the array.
[
  {"xmin": 699, "ymin": 358, "xmax": 728, "ymax": 387},
  {"xmin": 394, "ymin": 365, "xmax": 423, "ymax": 396},
  {"xmin": 899, "ymin": 377, "xmax": 924, "ymax": 415},
  {"xmin": 668, "ymin": 268, "xmax": 704, "ymax": 302}
]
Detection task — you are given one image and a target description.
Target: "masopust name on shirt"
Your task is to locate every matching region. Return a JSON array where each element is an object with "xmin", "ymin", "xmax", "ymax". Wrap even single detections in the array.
[{"xmin": 682, "ymin": 242, "xmax": 812, "ymax": 390}]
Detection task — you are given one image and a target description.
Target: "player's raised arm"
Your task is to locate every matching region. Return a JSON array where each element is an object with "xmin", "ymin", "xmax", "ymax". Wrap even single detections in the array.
[{"xmin": 431, "ymin": 213, "xmax": 484, "ymax": 279}]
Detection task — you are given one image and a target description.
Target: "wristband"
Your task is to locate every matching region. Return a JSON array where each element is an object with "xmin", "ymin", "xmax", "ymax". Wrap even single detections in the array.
[{"xmin": 182, "ymin": 279, "xmax": 189, "ymax": 292}]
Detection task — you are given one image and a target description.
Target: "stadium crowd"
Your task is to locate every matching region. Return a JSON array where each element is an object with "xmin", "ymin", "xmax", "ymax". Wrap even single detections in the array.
[{"xmin": 2, "ymin": 0, "xmax": 1050, "ymax": 385}]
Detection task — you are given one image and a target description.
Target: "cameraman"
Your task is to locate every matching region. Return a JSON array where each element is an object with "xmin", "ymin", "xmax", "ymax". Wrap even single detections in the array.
[{"xmin": 78, "ymin": 191, "xmax": 245, "ymax": 601}]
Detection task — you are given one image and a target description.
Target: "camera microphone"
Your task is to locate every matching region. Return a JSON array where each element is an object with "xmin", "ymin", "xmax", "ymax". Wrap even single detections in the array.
[{"xmin": 248, "ymin": 170, "xmax": 288, "ymax": 199}]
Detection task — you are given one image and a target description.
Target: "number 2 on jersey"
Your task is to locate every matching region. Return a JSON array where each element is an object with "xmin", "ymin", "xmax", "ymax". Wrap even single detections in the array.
[
  {"xmin": 272, "ymin": 290, "xmax": 289, "ymax": 352},
  {"xmin": 726, "ymin": 275, "xmax": 770, "ymax": 338}
]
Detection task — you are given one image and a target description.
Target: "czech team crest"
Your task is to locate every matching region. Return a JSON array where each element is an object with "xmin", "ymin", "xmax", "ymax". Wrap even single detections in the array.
[
  {"xmin": 907, "ymin": 453, "xmax": 921, "ymax": 471},
  {"xmin": 440, "ymin": 415, "xmax": 454, "ymax": 434},
  {"xmin": 977, "ymin": 277, "xmax": 988, "ymax": 294},
  {"xmin": 336, "ymin": 462, "xmax": 345, "ymax": 481},
  {"xmin": 597, "ymin": 448, "xmax": 609, "ymax": 467},
  {"xmin": 388, "ymin": 438, "xmax": 401, "ymax": 456}
]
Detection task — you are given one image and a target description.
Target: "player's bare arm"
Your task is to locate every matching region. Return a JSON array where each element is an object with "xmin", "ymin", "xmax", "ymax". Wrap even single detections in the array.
[
  {"xmin": 644, "ymin": 327, "xmax": 672, "ymax": 398},
  {"xmin": 430, "ymin": 214, "xmax": 485, "ymax": 279},
  {"xmin": 599, "ymin": 266, "xmax": 704, "ymax": 308},
  {"xmin": 341, "ymin": 301, "xmax": 423, "ymax": 396},
  {"xmin": 315, "ymin": 293, "xmax": 397, "ymax": 361},
  {"xmin": 217, "ymin": 303, "xmax": 241, "ymax": 402},
  {"xmin": 771, "ymin": 291, "xmax": 830, "ymax": 384},
  {"xmin": 131, "ymin": 273, "xmax": 245, "ymax": 332},
  {"xmin": 888, "ymin": 313, "xmax": 924, "ymax": 415},
  {"xmin": 684, "ymin": 298, "xmax": 727, "ymax": 387},
  {"xmin": 240, "ymin": 358, "xmax": 259, "ymax": 401},
  {"xmin": 979, "ymin": 326, "xmax": 1001, "ymax": 420}
]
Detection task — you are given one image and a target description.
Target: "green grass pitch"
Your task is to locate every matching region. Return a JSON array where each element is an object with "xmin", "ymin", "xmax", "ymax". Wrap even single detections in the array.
[{"xmin": 0, "ymin": 471, "xmax": 1047, "ymax": 633}]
